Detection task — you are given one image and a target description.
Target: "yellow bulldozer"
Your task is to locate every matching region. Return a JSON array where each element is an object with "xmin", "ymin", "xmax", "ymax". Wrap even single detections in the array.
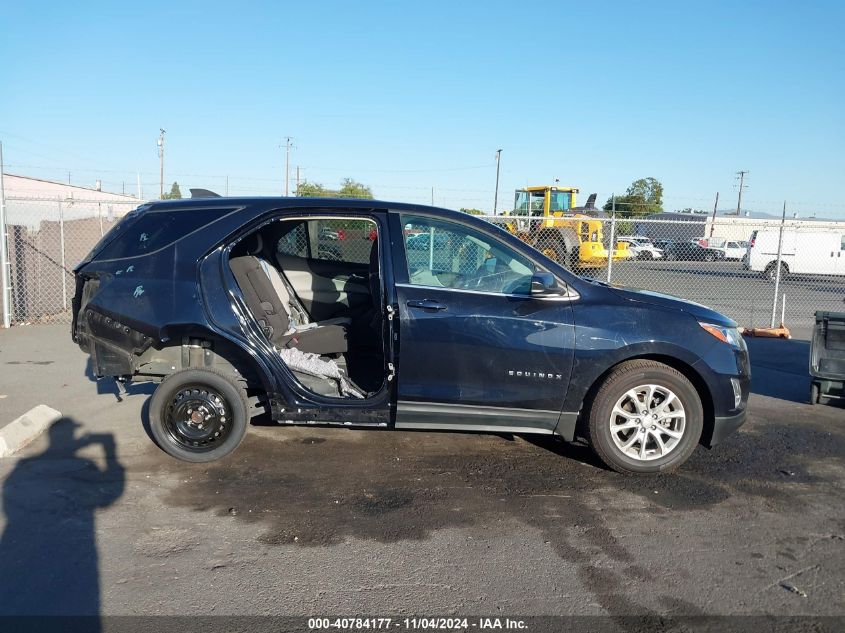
[{"xmin": 504, "ymin": 185, "xmax": 631, "ymax": 270}]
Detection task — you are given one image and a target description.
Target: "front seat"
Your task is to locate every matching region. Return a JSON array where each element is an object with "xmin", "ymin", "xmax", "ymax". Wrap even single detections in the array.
[{"xmin": 230, "ymin": 234, "xmax": 349, "ymax": 355}]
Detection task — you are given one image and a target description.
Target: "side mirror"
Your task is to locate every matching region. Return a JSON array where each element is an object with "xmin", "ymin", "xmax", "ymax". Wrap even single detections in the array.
[{"xmin": 530, "ymin": 271, "xmax": 561, "ymax": 296}]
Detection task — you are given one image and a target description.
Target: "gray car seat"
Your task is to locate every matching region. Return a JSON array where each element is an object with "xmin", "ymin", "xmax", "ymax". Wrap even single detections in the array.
[{"xmin": 230, "ymin": 234, "xmax": 349, "ymax": 355}]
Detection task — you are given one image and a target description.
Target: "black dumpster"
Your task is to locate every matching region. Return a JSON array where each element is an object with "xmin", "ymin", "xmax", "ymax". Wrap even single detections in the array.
[{"xmin": 810, "ymin": 311, "xmax": 845, "ymax": 405}]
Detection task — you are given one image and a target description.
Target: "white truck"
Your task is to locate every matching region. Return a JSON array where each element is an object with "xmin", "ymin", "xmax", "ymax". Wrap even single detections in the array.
[{"xmin": 744, "ymin": 229, "xmax": 845, "ymax": 279}]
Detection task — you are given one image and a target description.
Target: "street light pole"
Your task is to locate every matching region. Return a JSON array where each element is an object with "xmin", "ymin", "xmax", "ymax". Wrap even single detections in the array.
[
  {"xmin": 493, "ymin": 149, "xmax": 502, "ymax": 215},
  {"xmin": 157, "ymin": 129, "xmax": 166, "ymax": 199}
]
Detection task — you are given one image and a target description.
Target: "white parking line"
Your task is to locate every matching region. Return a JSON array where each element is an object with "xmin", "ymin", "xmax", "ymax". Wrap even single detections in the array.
[{"xmin": 0, "ymin": 405, "xmax": 62, "ymax": 457}]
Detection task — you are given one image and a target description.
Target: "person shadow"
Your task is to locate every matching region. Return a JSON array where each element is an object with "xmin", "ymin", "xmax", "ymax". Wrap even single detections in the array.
[{"xmin": 0, "ymin": 417, "xmax": 124, "ymax": 621}]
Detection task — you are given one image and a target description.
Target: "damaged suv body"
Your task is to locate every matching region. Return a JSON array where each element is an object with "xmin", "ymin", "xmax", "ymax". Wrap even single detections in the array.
[{"xmin": 72, "ymin": 197, "xmax": 750, "ymax": 473}]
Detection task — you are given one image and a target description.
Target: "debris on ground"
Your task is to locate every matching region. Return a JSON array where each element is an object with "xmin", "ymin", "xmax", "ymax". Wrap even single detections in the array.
[{"xmin": 779, "ymin": 582, "xmax": 808, "ymax": 598}]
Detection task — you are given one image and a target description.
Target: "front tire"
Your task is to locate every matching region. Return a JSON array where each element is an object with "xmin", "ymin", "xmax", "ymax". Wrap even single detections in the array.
[
  {"xmin": 149, "ymin": 368, "xmax": 249, "ymax": 463},
  {"xmin": 586, "ymin": 360, "xmax": 703, "ymax": 474}
]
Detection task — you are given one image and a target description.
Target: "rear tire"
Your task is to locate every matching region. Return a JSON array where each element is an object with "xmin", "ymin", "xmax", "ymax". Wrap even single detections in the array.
[
  {"xmin": 764, "ymin": 261, "xmax": 788, "ymax": 281},
  {"xmin": 586, "ymin": 360, "xmax": 703, "ymax": 474},
  {"xmin": 149, "ymin": 368, "xmax": 249, "ymax": 463},
  {"xmin": 810, "ymin": 382, "xmax": 819, "ymax": 405}
]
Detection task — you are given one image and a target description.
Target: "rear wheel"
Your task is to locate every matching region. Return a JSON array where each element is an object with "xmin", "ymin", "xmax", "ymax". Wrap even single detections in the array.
[
  {"xmin": 586, "ymin": 360, "xmax": 703, "ymax": 474},
  {"xmin": 639, "ymin": 251, "xmax": 654, "ymax": 260},
  {"xmin": 704, "ymin": 252, "xmax": 716, "ymax": 262},
  {"xmin": 763, "ymin": 261, "xmax": 788, "ymax": 281},
  {"xmin": 149, "ymin": 368, "xmax": 249, "ymax": 463}
]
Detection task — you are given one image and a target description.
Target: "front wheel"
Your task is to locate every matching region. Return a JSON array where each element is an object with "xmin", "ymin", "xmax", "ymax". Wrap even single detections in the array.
[
  {"xmin": 149, "ymin": 368, "xmax": 250, "ymax": 463},
  {"xmin": 586, "ymin": 360, "xmax": 703, "ymax": 474}
]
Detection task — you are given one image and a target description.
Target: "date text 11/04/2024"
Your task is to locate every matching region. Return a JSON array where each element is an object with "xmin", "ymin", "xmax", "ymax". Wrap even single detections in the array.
[{"xmin": 307, "ymin": 617, "xmax": 528, "ymax": 630}]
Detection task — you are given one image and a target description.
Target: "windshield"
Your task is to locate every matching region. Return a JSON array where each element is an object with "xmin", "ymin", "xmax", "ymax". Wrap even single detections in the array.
[
  {"xmin": 513, "ymin": 190, "xmax": 546, "ymax": 217},
  {"xmin": 549, "ymin": 190, "xmax": 572, "ymax": 212}
]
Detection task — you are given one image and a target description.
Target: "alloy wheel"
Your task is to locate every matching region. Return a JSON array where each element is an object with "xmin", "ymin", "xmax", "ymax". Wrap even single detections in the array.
[{"xmin": 609, "ymin": 384, "xmax": 686, "ymax": 461}]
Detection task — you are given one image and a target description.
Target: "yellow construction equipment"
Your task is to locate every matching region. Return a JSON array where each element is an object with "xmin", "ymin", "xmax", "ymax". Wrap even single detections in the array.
[{"xmin": 504, "ymin": 185, "xmax": 631, "ymax": 270}]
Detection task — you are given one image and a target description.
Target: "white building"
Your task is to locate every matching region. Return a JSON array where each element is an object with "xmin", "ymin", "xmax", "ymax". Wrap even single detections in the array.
[{"xmin": 2, "ymin": 173, "xmax": 145, "ymax": 229}]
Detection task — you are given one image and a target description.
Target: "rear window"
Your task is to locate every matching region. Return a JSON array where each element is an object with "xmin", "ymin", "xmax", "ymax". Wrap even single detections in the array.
[{"xmin": 95, "ymin": 207, "xmax": 229, "ymax": 260}]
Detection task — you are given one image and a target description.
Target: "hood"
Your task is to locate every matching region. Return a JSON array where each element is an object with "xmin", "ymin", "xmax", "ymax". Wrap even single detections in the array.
[{"xmin": 607, "ymin": 286, "xmax": 737, "ymax": 327}]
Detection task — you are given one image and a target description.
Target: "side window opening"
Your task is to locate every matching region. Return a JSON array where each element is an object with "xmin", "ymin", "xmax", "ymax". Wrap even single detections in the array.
[
  {"xmin": 276, "ymin": 219, "xmax": 376, "ymax": 264},
  {"xmin": 401, "ymin": 214, "xmax": 536, "ymax": 295}
]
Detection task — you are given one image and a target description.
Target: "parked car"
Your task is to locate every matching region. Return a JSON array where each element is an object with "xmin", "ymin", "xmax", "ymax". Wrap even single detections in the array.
[
  {"xmin": 745, "ymin": 229, "xmax": 845, "ymax": 280},
  {"xmin": 660, "ymin": 240, "xmax": 726, "ymax": 262},
  {"xmin": 405, "ymin": 231, "xmax": 451, "ymax": 250},
  {"xmin": 71, "ymin": 197, "xmax": 749, "ymax": 474},
  {"xmin": 721, "ymin": 240, "xmax": 748, "ymax": 261},
  {"xmin": 618, "ymin": 236, "xmax": 663, "ymax": 260}
]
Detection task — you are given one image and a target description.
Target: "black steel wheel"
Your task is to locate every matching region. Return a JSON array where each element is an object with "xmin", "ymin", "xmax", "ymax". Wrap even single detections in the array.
[{"xmin": 149, "ymin": 368, "xmax": 249, "ymax": 463}]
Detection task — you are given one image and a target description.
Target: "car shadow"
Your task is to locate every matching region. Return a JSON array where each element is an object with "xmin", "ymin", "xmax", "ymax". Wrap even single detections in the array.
[
  {"xmin": 745, "ymin": 337, "xmax": 812, "ymax": 403},
  {"xmin": 0, "ymin": 417, "xmax": 125, "ymax": 620}
]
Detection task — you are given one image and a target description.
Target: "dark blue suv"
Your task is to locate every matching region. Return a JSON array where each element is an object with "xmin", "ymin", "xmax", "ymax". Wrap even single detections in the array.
[{"xmin": 71, "ymin": 197, "xmax": 750, "ymax": 473}]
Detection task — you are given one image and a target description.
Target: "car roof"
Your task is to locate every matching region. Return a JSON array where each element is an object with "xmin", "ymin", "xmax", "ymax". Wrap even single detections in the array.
[{"xmin": 144, "ymin": 196, "xmax": 444, "ymax": 215}]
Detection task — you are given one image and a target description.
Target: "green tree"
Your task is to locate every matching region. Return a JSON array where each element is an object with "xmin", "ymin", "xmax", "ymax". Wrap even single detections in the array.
[
  {"xmin": 298, "ymin": 178, "xmax": 373, "ymax": 199},
  {"xmin": 603, "ymin": 177, "xmax": 663, "ymax": 217},
  {"xmin": 161, "ymin": 181, "xmax": 182, "ymax": 200},
  {"xmin": 459, "ymin": 208, "xmax": 485, "ymax": 216},
  {"xmin": 297, "ymin": 181, "xmax": 328, "ymax": 197},
  {"xmin": 337, "ymin": 178, "xmax": 373, "ymax": 199}
]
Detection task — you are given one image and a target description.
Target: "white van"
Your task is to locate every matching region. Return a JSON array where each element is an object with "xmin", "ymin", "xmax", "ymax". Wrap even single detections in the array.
[{"xmin": 745, "ymin": 230, "xmax": 845, "ymax": 279}]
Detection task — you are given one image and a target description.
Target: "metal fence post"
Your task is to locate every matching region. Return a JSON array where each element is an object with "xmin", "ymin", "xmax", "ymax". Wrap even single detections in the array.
[
  {"xmin": 606, "ymin": 195, "xmax": 616, "ymax": 283},
  {"xmin": 0, "ymin": 141, "xmax": 10, "ymax": 328},
  {"xmin": 770, "ymin": 201, "xmax": 786, "ymax": 327},
  {"xmin": 58, "ymin": 196, "xmax": 68, "ymax": 312}
]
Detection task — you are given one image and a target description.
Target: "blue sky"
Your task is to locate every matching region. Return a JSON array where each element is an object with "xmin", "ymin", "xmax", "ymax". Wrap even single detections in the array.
[{"xmin": 1, "ymin": 0, "xmax": 843, "ymax": 217}]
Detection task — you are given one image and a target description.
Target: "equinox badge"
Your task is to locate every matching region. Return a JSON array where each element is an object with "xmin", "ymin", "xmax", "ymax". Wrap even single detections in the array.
[{"xmin": 508, "ymin": 370, "xmax": 563, "ymax": 380}]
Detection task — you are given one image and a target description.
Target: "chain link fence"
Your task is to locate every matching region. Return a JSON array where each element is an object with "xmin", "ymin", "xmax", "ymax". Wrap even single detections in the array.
[
  {"xmin": 0, "ymin": 196, "xmax": 143, "ymax": 324},
  {"xmin": 483, "ymin": 214, "xmax": 845, "ymax": 339},
  {"xmin": 1, "ymin": 196, "xmax": 843, "ymax": 341}
]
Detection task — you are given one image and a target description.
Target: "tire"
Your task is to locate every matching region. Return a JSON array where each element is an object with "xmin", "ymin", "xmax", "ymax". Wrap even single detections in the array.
[
  {"xmin": 665, "ymin": 251, "xmax": 676, "ymax": 261},
  {"xmin": 704, "ymin": 252, "xmax": 715, "ymax": 262},
  {"xmin": 763, "ymin": 261, "xmax": 788, "ymax": 281},
  {"xmin": 586, "ymin": 360, "xmax": 704, "ymax": 474},
  {"xmin": 810, "ymin": 382, "xmax": 819, "ymax": 405},
  {"xmin": 538, "ymin": 240, "xmax": 565, "ymax": 265},
  {"xmin": 642, "ymin": 251, "xmax": 654, "ymax": 260},
  {"xmin": 149, "ymin": 368, "xmax": 250, "ymax": 463}
]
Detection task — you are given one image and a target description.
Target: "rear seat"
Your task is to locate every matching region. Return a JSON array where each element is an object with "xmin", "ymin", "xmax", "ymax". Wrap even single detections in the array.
[{"xmin": 230, "ymin": 237, "xmax": 349, "ymax": 355}]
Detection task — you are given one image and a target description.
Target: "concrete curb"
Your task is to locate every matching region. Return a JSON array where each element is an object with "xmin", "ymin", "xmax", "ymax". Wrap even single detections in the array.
[{"xmin": 0, "ymin": 405, "xmax": 62, "ymax": 457}]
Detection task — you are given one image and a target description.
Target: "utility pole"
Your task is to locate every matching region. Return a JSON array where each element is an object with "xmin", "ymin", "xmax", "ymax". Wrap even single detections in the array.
[
  {"xmin": 493, "ymin": 149, "xmax": 503, "ymax": 215},
  {"xmin": 735, "ymin": 170, "xmax": 748, "ymax": 216},
  {"xmin": 157, "ymin": 128, "xmax": 166, "ymax": 199},
  {"xmin": 0, "ymin": 141, "xmax": 11, "ymax": 328},
  {"xmin": 709, "ymin": 191, "xmax": 719, "ymax": 237},
  {"xmin": 296, "ymin": 166, "xmax": 301, "ymax": 196},
  {"xmin": 431, "ymin": 187, "xmax": 434, "ymax": 206},
  {"xmin": 281, "ymin": 137, "xmax": 294, "ymax": 196}
]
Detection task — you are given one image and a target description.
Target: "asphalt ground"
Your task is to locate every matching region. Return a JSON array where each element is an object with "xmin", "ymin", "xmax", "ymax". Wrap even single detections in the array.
[
  {"xmin": 0, "ymin": 324, "xmax": 843, "ymax": 622},
  {"xmin": 604, "ymin": 259, "xmax": 845, "ymax": 340}
]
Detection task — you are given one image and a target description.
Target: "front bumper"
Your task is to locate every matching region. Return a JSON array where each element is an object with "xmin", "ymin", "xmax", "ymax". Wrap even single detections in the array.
[{"xmin": 706, "ymin": 409, "xmax": 748, "ymax": 448}]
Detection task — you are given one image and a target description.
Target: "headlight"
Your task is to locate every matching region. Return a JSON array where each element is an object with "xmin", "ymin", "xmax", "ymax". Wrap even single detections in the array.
[{"xmin": 700, "ymin": 322, "xmax": 744, "ymax": 349}]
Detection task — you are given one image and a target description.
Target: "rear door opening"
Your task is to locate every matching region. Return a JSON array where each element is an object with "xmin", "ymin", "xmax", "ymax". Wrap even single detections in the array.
[{"xmin": 228, "ymin": 214, "xmax": 390, "ymax": 401}]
